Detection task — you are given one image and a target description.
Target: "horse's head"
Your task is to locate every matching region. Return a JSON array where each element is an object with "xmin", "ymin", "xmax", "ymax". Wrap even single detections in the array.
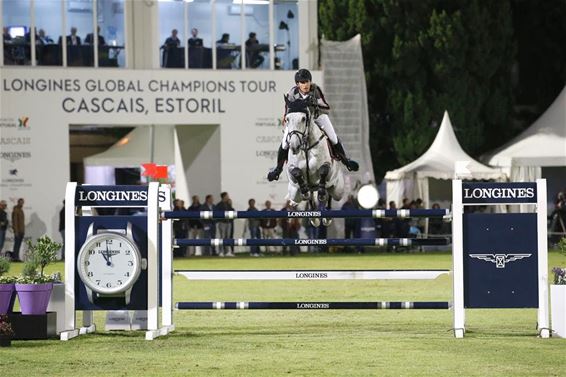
[{"xmin": 284, "ymin": 96, "xmax": 310, "ymax": 154}]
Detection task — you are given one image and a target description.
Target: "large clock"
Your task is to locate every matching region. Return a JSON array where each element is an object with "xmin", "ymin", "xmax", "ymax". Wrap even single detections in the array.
[{"xmin": 77, "ymin": 222, "xmax": 147, "ymax": 305}]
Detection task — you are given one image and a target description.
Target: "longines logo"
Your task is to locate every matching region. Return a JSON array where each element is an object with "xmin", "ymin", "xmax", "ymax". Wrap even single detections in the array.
[
  {"xmin": 0, "ymin": 151, "xmax": 31, "ymax": 162},
  {"xmin": 0, "ymin": 136, "xmax": 31, "ymax": 145},
  {"xmin": 294, "ymin": 239, "xmax": 327, "ymax": 245},
  {"xmin": 78, "ymin": 190, "xmax": 148, "ymax": 202},
  {"xmin": 469, "ymin": 253, "xmax": 532, "ymax": 268},
  {"xmin": 463, "ymin": 188, "xmax": 535, "ymax": 200}
]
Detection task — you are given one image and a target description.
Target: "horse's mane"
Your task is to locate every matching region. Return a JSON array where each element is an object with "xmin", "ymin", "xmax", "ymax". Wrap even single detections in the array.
[{"xmin": 286, "ymin": 98, "xmax": 310, "ymax": 116}]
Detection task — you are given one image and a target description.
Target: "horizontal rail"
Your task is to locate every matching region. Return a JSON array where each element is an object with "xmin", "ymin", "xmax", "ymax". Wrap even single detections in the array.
[
  {"xmin": 176, "ymin": 301, "xmax": 451, "ymax": 310},
  {"xmin": 163, "ymin": 208, "xmax": 450, "ymax": 220},
  {"xmin": 174, "ymin": 237, "xmax": 450, "ymax": 247},
  {"xmin": 175, "ymin": 269, "xmax": 450, "ymax": 280}
]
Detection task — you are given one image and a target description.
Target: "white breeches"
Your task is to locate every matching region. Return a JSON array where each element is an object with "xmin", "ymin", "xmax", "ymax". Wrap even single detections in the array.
[{"xmin": 281, "ymin": 114, "xmax": 338, "ymax": 149}]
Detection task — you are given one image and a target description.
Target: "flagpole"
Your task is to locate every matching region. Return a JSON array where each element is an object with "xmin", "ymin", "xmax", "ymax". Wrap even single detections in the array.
[{"xmin": 149, "ymin": 124, "xmax": 155, "ymax": 163}]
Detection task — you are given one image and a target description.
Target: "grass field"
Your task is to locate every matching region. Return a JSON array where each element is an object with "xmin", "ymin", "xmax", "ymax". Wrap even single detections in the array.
[{"xmin": 1, "ymin": 250, "xmax": 565, "ymax": 377}]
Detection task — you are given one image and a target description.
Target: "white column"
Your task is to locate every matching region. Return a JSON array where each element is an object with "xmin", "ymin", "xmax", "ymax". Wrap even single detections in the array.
[
  {"xmin": 452, "ymin": 179, "xmax": 465, "ymax": 338},
  {"xmin": 146, "ymin": 182, "xmax": 160, "ymax": 334},
  {"xmin": 63, "ymin": 182, "xmax": 77, "ymax": 331},
  {"xmin": 537, "ymin": 179, "xmax": 550, "ymax": 338}
]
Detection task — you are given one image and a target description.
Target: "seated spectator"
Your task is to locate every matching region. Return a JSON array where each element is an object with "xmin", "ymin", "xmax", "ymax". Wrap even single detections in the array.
[
  {"xmin": 245, "ymin": 32, "xmax": 264, "ymax": 68},
  {"xmin": 37, "ymin": 29, "xmax": 54, "ymax": 45},
  {"xmin": 428, "ymin": 203, "xmax": 444, "ymax": 235},
  {"xmin": 3, "ymin": 27, "xmax": 12, "ymax": 42},
  {"xmin": 59, "ymin": 26, "xmax": 81, "ymax": 46},
  {"xmin": 85, "ymin": 26, "xmax": 106, "ymax": 46},
  {"xmin": 216, "ymin": 33, "xmax": 230, "ymax": 45}
]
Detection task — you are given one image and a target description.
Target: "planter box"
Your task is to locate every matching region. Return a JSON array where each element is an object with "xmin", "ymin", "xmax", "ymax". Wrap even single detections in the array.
[
  {"xmin": 7, "ymin": 312, "xmax": 57, "ymax": 340},
  {"xmin": 551, "ymin": 285, "xmax": 566, "ymax": 338}
]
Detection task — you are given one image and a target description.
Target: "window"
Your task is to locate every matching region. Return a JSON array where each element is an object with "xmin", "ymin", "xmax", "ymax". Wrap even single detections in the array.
[
  {"xmin": 274, "ymin": 0, "xmax": 298, "ymax": 70},
  {"xmin": 215, "ymin": 0, "xmax": 241, "ymax": 69},
  {"xmin": 244, "ymin": 2, "xmax": 269, "ymax": 70},
  {"xmin": 158, "ymin": 0, "xmax": 184, "ymax": 68},
  {"xmin": 2, "ymin": 0, "xmax": 32, "ymax": 66},
  {"xmin": 187, "ymin": 0, "xmax": 212, "ymax": 69},
  {"xmin": 96, "ymin": 0, "xmax": 125, "ymax": 67}
]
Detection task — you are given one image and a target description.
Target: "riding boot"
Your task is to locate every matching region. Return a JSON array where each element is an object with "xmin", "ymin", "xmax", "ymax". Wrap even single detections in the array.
[
  {"xmin": 267, "ymin": 145, "xmax": 288, "ymax": 181},
  {"xmin": 332, "ymin": 140, "xmax": 359, "ymax": 172}
]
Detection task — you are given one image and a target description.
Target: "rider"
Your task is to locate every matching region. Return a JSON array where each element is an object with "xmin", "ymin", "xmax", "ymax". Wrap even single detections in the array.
[{"xmin": 267, "ymin": 68, "xmax": 359, "ymax": 181}]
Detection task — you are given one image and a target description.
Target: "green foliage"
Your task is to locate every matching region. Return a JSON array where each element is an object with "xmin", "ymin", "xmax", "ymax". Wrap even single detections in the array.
[
  {"xmin": 0, "ymin": 275, "xmax": 16, "ymax": 284},
  {"xmin": 0, "ymin": 256, "xmax": 10, "ymax": 276},
  {"xmin": 21, "ymin": 235, "xmax": 61, "ymax": 283},
  {"xmin": 319, "ymin": 0, "xmax": 517, "ymax": 178}
]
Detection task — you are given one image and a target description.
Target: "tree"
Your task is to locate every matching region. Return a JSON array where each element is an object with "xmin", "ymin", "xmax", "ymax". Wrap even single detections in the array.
[{"xmin": 320, "ymin": 0, "xmax": 517, "ymax": 179}]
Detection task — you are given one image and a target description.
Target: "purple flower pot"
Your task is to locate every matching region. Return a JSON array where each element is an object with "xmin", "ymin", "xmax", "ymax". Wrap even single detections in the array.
[
  {"xmin": 0, "ymin": 284, "xmax": 16, "ymax": 315},
  {"xmin": 15, "ymin": 283, "xmax": 53, "ymax": 315}
]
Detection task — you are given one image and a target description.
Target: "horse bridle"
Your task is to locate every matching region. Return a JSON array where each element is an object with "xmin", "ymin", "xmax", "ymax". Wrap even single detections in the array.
[{"xmin": 286, "ymin": 111, "xmax": 325, "ymax": 153}]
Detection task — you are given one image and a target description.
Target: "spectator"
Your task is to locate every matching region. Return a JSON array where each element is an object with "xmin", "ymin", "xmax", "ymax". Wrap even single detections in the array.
[
  {"xmin": 216, "ymin": 33, "xmax": 230, "ymax": 45},
  {"xmin": 2, "ymin": 27, "xmax": 11, "ymax": 42},
  {"xmin": 59, "ymin": 26, "xmax": 81, "ymax": 46},
  {"xmin": 245, "ymin": 32, "xmax": 264, "ymax": 68},
  {"xmin": 37, "ymin": 29, "xmax": 53, "ymax": 45},
  {"xmin": 342, "ymin": 195, "xmax": 362, "ymax": 253},
  {"xmin": 374, "ymin": 198, "xmax": 386, "ymax": 237},
  {"xmin": 164, "ymin": 29, "xmax": 181, "ymax": 48},
  {"xmin": 428, "ymin": 203, "xmax": 444, "ymax": 235},
  {"xmin": 280, "ymin": 201, "xmax": 301, "ymax": 255},
  {"xmin": 215, "ymin": 192, "xmax": 234, "ymax": 257},
  {"xmin": 260, "ymin": 200, "xmax": 277, "ymax": 254},
  {"xmin": 172, "ymin": 199, "xmax": 188, "ymax": 258},
  {"xmin": 550, "ymin": 192, "xmax": 566, "ymax": 243},
  {"xmin": 0, "ymin": 200, "xmax": 8, "ymax": 256},
  {"xmin": 188, "ymin": 28, "xmax": 203, "ymax": 47},
  {"xmin": 11, "ymin": 198, "xmax": 25, "ymax": 261},
  {"xmin": 302, "ymin": 217, "xmax": 319, "ymax": 253},
  {"xmin": 59, "ymin": 200, "xmax": 65, "ymax": 260},
  {"xmin": 85, "ymin": 26, "xmax": 106, "ymax": 46},
  {"xmin": 200, "ymin": 194, "xmax": 216, "ymax": 256},
  {"xmin": 187, "ymin": 195, "xmax": 203, "ymax": 256},
  {"xmin": 244, "ymin": 199, "xmax": 261, "ymax": 256}
]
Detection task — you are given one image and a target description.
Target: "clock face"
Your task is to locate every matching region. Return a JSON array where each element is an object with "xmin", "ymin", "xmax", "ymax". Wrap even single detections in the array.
[{"xmin": 77, "ymin": 232, "xmax": 142, "ymax": 295}]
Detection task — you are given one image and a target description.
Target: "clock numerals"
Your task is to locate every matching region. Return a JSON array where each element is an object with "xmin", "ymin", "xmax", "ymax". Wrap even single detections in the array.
[
  {"xmin": 106, "ymin": 282, "xmax": 112, "ymax": 288},
  {"xmin": 95, "ymin": 242, "xmax": 101, "ymax": 247},
  {"xmin": 128, "ymin": 261, "xmax": 134, "ymax": 266},
  {"xmin": 88, "ymin": 249, "xmax": 95, "ymax": 255},
  {"xmin": 85, "ymin": 261, "xmax": 90, "ymax": 266},
  {"xmin": 96, "ymin": 280, "xmax": 101, "ymax": 286},
  {"xmin": 125, "ymin": 250, "xmax": 131, "ymax": 256},
  {"xmin": 106, "ymin": 239, "xmax": 113, "ymax": 245},
  {"xmin": 125, "ymin": 272, "xmax": 130, "ymax": 277},
  {"xmin": 117, "ymin": 280, "xmax": 123, "ymax": 286},
  {"xmin": 87, "ymin": 271, "xmax": 93, "ymax": 277}
]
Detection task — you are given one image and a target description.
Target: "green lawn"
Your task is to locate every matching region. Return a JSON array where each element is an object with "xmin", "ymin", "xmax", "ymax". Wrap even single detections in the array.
[{"xmin": 1, "ymin": 250, "xmax": 565, "ymax": 377}]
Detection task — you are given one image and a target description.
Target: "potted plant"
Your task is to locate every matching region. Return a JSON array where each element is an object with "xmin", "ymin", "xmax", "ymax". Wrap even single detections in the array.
[
  {"xmin": 551, "ymin": 237, "xmax": 566, "ymax": 338},
  {"xmin": 15, "ymin": 235, "xmax": 61, "ymax": 315},
  {"xmin": 0, "ymin": 314, "xmax": 14, "ymax": 347},
  {"xmin": 0, "ymin": 257, "xmax": 16, "ymax": 314}
]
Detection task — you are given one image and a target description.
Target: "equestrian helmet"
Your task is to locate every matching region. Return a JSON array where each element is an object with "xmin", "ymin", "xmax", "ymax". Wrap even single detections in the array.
[{"xmin": 295, "ymin": 68, "xmax": 312, "ymax": 83}]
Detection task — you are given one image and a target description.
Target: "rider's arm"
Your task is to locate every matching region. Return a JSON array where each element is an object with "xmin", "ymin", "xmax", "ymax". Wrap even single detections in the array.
[{"xmin": 315, "ymin": 85, "xmax": 330, "ymax": 111}]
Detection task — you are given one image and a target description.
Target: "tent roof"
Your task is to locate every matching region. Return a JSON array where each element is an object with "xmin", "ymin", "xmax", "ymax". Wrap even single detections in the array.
[
  {"xmin": 487, "ymin": 86, "xmax": 566, "ymax": 167},
  {"xmin": 385, "ymin": 111, "xmax": 504, "ymax": 180},
  {"xmin": 83, "ymin": 126, "xmax": 175, "ymax": 167}
]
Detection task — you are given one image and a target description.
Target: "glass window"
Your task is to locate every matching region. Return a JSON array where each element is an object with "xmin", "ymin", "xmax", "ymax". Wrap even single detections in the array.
[
  {"xmin": 188, "ymin": 0, "xmax": 212, "ymax": 69},
  {"xmin": 35, "ymin": 0, "xmax": 63, "ymax": 66},
  {"xmin": 215, "ymin": 0, "xmax": 241, "ymax": 69},
  {"xmin": 65, "ymin": 0, "xmax": 94, "ymax": 66},
  {"xmin": 2, "ymin": 0, "xmax": 32, "ymax": 66},
  {"xmin": 97, "ymin": 0, "xmax": 125, "ymax": 68},
  {"xmin": 274, "ymin": 0, "xmax": 298, "ymax": 70},
  {"xmin": 244, "ymin": 2, "xmax": 269, "ymax": 70},
  {"xmin": 159, "ymin": 0, "xmax": 185, "ymax": 68}
]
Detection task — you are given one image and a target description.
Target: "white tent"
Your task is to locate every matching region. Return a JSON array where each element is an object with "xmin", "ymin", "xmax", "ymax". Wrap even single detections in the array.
[
  {"xmin": 83, "ymin": 126, "xmax": 175, "ymax": 185},
  {"xmin": 486, "ymin": 85, "xmax": 566, "ymax": 182},
  {"xmin": 385, "ymin": 111, "xmax": 504, "ymax": 208}
]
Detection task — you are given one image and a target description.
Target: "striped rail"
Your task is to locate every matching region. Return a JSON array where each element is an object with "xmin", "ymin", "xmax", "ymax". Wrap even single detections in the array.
[
  {"xmin": 176, "ymin": 301, "xmax": 451, "ymax": 310},
  {"xmin": 175, "ymin": 269, "xmax": 450, "ymax": 280},
  {"xmin": 163, "ymin": 208, "xmax": 450, "ymax": 220},
  {"xmin": 174, "ymin": 237, "xmax": 450, "ymax": 247}
]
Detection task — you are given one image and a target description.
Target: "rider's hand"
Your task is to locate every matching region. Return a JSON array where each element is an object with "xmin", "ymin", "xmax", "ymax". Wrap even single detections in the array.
[{"xmin": 267, "ymin": 167, "xmax": 282, "ymax": 182}]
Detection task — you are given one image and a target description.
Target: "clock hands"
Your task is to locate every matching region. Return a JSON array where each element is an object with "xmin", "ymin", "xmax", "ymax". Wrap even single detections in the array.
[{"xmin": 103, "ymin": 240, "xmax": 113, "ymax": 267}]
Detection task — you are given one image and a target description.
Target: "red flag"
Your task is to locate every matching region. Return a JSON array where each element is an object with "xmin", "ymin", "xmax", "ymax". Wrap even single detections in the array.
[{"xmin": 142, "ymin": 163, "xmax": 168, "ymax": 179}]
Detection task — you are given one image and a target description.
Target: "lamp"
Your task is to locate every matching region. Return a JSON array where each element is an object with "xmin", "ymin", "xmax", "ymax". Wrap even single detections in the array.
[
  {"xmin": 278, "ymin": 21, "xmax": 288, "ymax": 31},
  {"xmin": 287, "ymin": 10, "xmax": 294, "ymax": 19}
]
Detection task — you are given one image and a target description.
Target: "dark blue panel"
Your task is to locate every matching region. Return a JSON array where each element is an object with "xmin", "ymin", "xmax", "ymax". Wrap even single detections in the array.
[
  {"xmin": 74, "ymin": 216, "xmax": 149, "ymax": 311},
  {"xmin": 463, "ymin": 213, "xmax": 538, "ymax": 308},
  {"xmin": 76, "ymin": 186, "xmax": 148, "ymax": 207},
  {"xmin": 462, "ymin": 182, "xmax": 537, "ymax": 204}
]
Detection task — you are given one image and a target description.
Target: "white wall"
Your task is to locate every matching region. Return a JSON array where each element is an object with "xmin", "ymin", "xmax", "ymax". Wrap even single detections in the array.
[{"xmin": 0, "ymin": 67, "xmax": 322, "ymax": 243}]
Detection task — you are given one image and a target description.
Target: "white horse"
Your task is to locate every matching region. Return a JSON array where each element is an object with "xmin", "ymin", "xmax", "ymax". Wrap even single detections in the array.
[{"xmin": 283, "ymin": 97, "xmax": 344, "ymax": 216}]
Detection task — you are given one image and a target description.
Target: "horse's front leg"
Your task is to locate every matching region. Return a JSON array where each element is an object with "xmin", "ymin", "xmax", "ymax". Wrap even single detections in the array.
[
  {"xmin": 289, "ymin": 167, "xmax": 310, "ymax": 200},
  {"xmin": 317, "ymin": 162, "xmax": 331, "ymax": 204}
]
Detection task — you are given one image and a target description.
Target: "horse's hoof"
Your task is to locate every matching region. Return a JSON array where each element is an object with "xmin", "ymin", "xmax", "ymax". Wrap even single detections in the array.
[
  {"xmin": 318, "ymin": 190, "xmax": 327, "ymax": 203},
  {"xmin": 301, "ymin": 190, "xmax": 310, "ymax": 200},
  {"xmin": 322, "ymin": 218, "xmax": 333, "ymax": 227},
  {"xmin": 310, "ymin": 218, "xmax": 321, "ymax": 227}
]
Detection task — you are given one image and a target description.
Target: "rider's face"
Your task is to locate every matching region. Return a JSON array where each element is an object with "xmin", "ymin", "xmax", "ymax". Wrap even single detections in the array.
[{"xmin": 297, "ymin": 80, "xmax": 311, "ymax": 94}]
